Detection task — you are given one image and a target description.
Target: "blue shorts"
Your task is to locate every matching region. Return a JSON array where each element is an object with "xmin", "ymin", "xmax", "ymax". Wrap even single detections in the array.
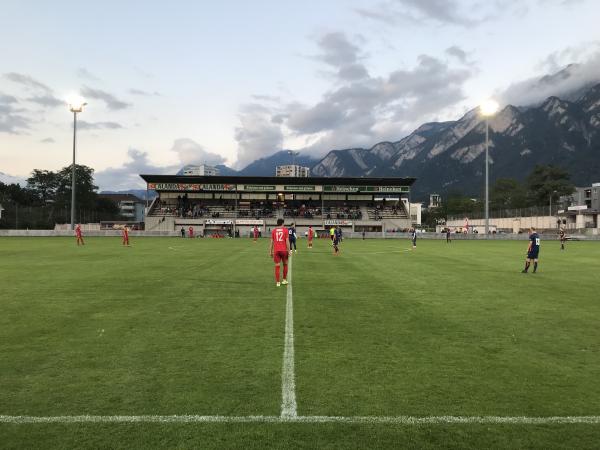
[{"xmin": 527, "ymin": 249, "xmax": 539, "ymax": 259}]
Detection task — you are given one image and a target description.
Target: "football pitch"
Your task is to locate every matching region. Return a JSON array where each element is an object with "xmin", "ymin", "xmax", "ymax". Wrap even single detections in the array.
[{"xmin": 1, "ymin": 236, "xmax": 599, "ymax": 449}]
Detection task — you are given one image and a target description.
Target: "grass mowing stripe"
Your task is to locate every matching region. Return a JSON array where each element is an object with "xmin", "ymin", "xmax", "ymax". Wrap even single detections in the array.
[
  {"xmin": 2, "ymin": 415, "xmax": 600, "ymax": 424},
  {"xmin": 281, "ymin": 255, "xmax": 297, "ymax": 418}
]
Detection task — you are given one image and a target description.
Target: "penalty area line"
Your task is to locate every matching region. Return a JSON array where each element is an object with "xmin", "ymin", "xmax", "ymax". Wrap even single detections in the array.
[{"xmin": 2, "ymin": 415, "xmax": 600, "ymax": 424}]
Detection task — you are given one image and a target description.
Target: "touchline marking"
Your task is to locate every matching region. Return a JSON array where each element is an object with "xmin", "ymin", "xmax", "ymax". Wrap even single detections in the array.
[
  {"xmin": 280, "ymin": 255, "xmax": 297, "ymax": 418},
  {"xmin": 2, "ymin": 415, "xmax": 600, "ymax": 424}
]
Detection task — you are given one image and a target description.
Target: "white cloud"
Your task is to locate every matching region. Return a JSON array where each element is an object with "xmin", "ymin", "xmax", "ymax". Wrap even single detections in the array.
[
  {"xmin": 234, "ymin": 104, "xmax": 284, "ymax": 168},
  {"xmin": 169, "ymin": 138, "xmax": 227, "ymax": 166},
  {"xmin": 77, "ymin": 121, "xmax": 124, "ymax": 131},
  {"xmin": 355, "ymin": 0, "xmax": 505, "ymax": 27},
  {"xmin": 26, "ymin": 94, "xmax": 64, "ymax": 108},
  {"xmin": 500, "ymin": 47, "xmax": 600, "ymax": 106},
  {"xmin": 80, "ymin": 85, "xmax": 131, "ymax": 110},
  {"xmin": 233, "ymin": 32, "xmax": 473, "ymax": 163},
  {"xmin": 94, "ymin": 139, "xmax": 227, "ymax": 190},
  {"xmin": 94, "ymin": 149, "xmax": 177, "ymax": 190},
  {"xmin": 284, "ymin": 47, "xmax": 472, "ymax": 154},
  {"xmin": 3, "ymin": 72, "xmax": 53, "ymax": 93},
  {"xmin": 0, "ymin": 93, "xmax": 31, "ymax": 134}
]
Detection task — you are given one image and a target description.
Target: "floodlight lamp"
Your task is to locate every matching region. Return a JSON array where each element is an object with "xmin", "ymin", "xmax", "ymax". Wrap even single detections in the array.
[
  {"xmin": 67, "ymin": 94, "xmax": 87, "ymax": 113},
  {"xmin": 480, "ymin": 99, "xmax": 499, "ymax": 117}
]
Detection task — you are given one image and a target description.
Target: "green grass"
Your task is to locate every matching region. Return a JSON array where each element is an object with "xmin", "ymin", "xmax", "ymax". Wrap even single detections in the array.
[{"xmin": 1, "ymin": 236, "xmax": 600, "ymax": 448}]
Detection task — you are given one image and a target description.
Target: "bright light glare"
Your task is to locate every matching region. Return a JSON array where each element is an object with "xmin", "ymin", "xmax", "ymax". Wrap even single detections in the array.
[
  {"xmin": 480, "ymin": 99, "xmax": 499, "ymax": 116},
  {"xmin": 66, "ymin": 94, "xmax": 87, "ymax": 112}
]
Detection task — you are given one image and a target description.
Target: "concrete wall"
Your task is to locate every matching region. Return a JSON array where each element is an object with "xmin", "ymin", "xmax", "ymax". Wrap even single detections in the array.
[
  {"xmin": 0, "ymin": 230, "xmax": 178, "ymax": 237},
  {"xmin": 448, "ymin": 214, "xmax": 600, "ymax": 234},
  {"xmin": 54, "ymin": 223, "xmax": 101, "ymax": 231},
  {"xmin": 448, "ymin": 216, "xmax": 563, "ymax": 232},
  {"xmin": 145, "ymin": 216, "xmax": 176, "ymax": 232}
]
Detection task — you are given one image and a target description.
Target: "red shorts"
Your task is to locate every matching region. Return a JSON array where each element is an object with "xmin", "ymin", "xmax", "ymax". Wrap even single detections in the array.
[{"xmin": 273, "ymin": 251, "xmax": 289, "ymax": 264}]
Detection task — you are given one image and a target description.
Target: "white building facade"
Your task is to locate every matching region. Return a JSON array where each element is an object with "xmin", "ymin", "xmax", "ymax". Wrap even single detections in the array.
[
  {"xmin": 183, "ymin": 165, "xmax": 220, "ymax": 176},
  {"xmin": 275, "ymin": 165, "xmax": 310, "ymax": 177}
]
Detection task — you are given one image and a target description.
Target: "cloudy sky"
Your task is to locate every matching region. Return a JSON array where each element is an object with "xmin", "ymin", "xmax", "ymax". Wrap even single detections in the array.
[{"xmin": 1, "ymin": 0, "xmax": 599, "ymax": 189}]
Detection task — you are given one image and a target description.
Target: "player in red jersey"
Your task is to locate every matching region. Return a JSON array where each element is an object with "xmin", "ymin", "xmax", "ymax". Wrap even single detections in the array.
[
  {"xmin": 253, "ymin": 226, "xmax": 259, "ymax": 243},
  {"xmin": 75, "ymin": 224, "xmax": 84, "ymax": 246},
  {"xmin": 307, "ymin": 225, "xmax": 314, "ymax": 248},
  {"xmin": 189, "ymin": 226, "xmax": 194, "ymax": 238},
  {"xmin": 122, "ymin": 225, "xmax": 130, "ymax": 246},
  {"xmin": 270, "ymin": 218, "xmax": 290, "ymax": 287}
]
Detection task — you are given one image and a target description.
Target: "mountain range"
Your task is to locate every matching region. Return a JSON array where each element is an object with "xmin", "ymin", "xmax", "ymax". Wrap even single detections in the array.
[{"xmin": 194, "ymin": 80, "xmax": 600, "ymax": 200}]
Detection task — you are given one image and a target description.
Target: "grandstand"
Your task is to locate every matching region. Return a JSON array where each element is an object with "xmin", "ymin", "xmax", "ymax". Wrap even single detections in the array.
[{"xmin": 140, "ymin": 175, "xmax": 416, "ymax": 236}]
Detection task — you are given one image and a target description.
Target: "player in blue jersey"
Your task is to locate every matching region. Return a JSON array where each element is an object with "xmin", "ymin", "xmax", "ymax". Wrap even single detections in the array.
[
  {"xmin": 334, "ymin": 226, "xmax": 342, "ymax": 246},
  {"xmin": 522, "ymin": 227, "xmax": 540, "ymax": 273},
  {"xmin": 288, "ymin": 223, "xmax": 297, "ymax": 253},
  {"xmin": 332, "ymin": 229, "xmax": 340, "ymax": 255}
]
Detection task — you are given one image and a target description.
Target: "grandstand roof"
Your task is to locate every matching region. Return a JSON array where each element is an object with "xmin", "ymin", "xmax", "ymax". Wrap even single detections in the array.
[{"xmin": 139, "ymin": 175, "xmax": 416, "ymax": 186}]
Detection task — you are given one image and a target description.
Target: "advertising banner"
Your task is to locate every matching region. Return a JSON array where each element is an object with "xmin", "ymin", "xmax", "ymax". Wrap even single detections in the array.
[
  {"xmin": 205, "ymin": 219, "xmax": 233, "ymax": 225},
  {"xmin": 148, "ymin": 183, "xmax": 236, "ymax": 191}
]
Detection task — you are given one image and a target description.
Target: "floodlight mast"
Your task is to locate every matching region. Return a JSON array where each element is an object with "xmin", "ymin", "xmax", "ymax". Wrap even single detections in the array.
[
  {"xmin": 480, "ymin": 99, "xmax": 499, "ymax": 237},
  {"xmin": 67, "ymin": 97, "xmax": 87, "ymax": 230}
]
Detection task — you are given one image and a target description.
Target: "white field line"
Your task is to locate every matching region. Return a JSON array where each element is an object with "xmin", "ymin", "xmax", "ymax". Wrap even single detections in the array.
[
  {"xmin": 280, "ymin": 255, "xmax": 297, "ymax": 418},
  {"xmin": 2, "ymin": 415, "xmax": 600, "ymax": 424}
]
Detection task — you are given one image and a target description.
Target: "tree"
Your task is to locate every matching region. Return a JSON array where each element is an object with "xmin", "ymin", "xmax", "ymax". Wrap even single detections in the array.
[
  {"xmin": 445, "ymin": 192, "xmax": 482, "ymax": 216},
  {"xmin": 525, "ymin": 165, "xmax": 574, "ymax": 206},
  {"xmin": 53, "ymin": 165, "xmax": 99, "ymax": 211},
  {"xmin": 0, "ymin": 182, "xmax": 36, "ymax": 206},
  {"xmin": 421, "ymin": 206, "xmax": 447, "ymax": 228},
  {"xmin": 490, "ymin": 178, "xmax": 528, "ymax": 210},
  {"xmin": 26, "ymin": 170, "xmax": 60, "ymax": 205}
]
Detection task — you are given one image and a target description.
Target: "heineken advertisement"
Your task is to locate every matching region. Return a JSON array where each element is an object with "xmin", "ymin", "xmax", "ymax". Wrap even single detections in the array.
[
  {"xmin": 242, "ymin": 185, "xmax": 276, "ymax": 191},
  {"xmin": 324, "ymin": 185, "xmax": 409, "ymax": 193},
  {"xmin": 148, "ymin": 183, "xmax": 236, "ymax": 191},
  {"xmin": 284, "ymin": 185, "xmax": 316, "ymax": 191}
]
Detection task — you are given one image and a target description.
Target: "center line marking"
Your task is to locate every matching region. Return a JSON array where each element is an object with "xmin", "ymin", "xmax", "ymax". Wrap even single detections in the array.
[{"xmin": 281, "ymin": 255, "xmax": 297, "ymax": 418}]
